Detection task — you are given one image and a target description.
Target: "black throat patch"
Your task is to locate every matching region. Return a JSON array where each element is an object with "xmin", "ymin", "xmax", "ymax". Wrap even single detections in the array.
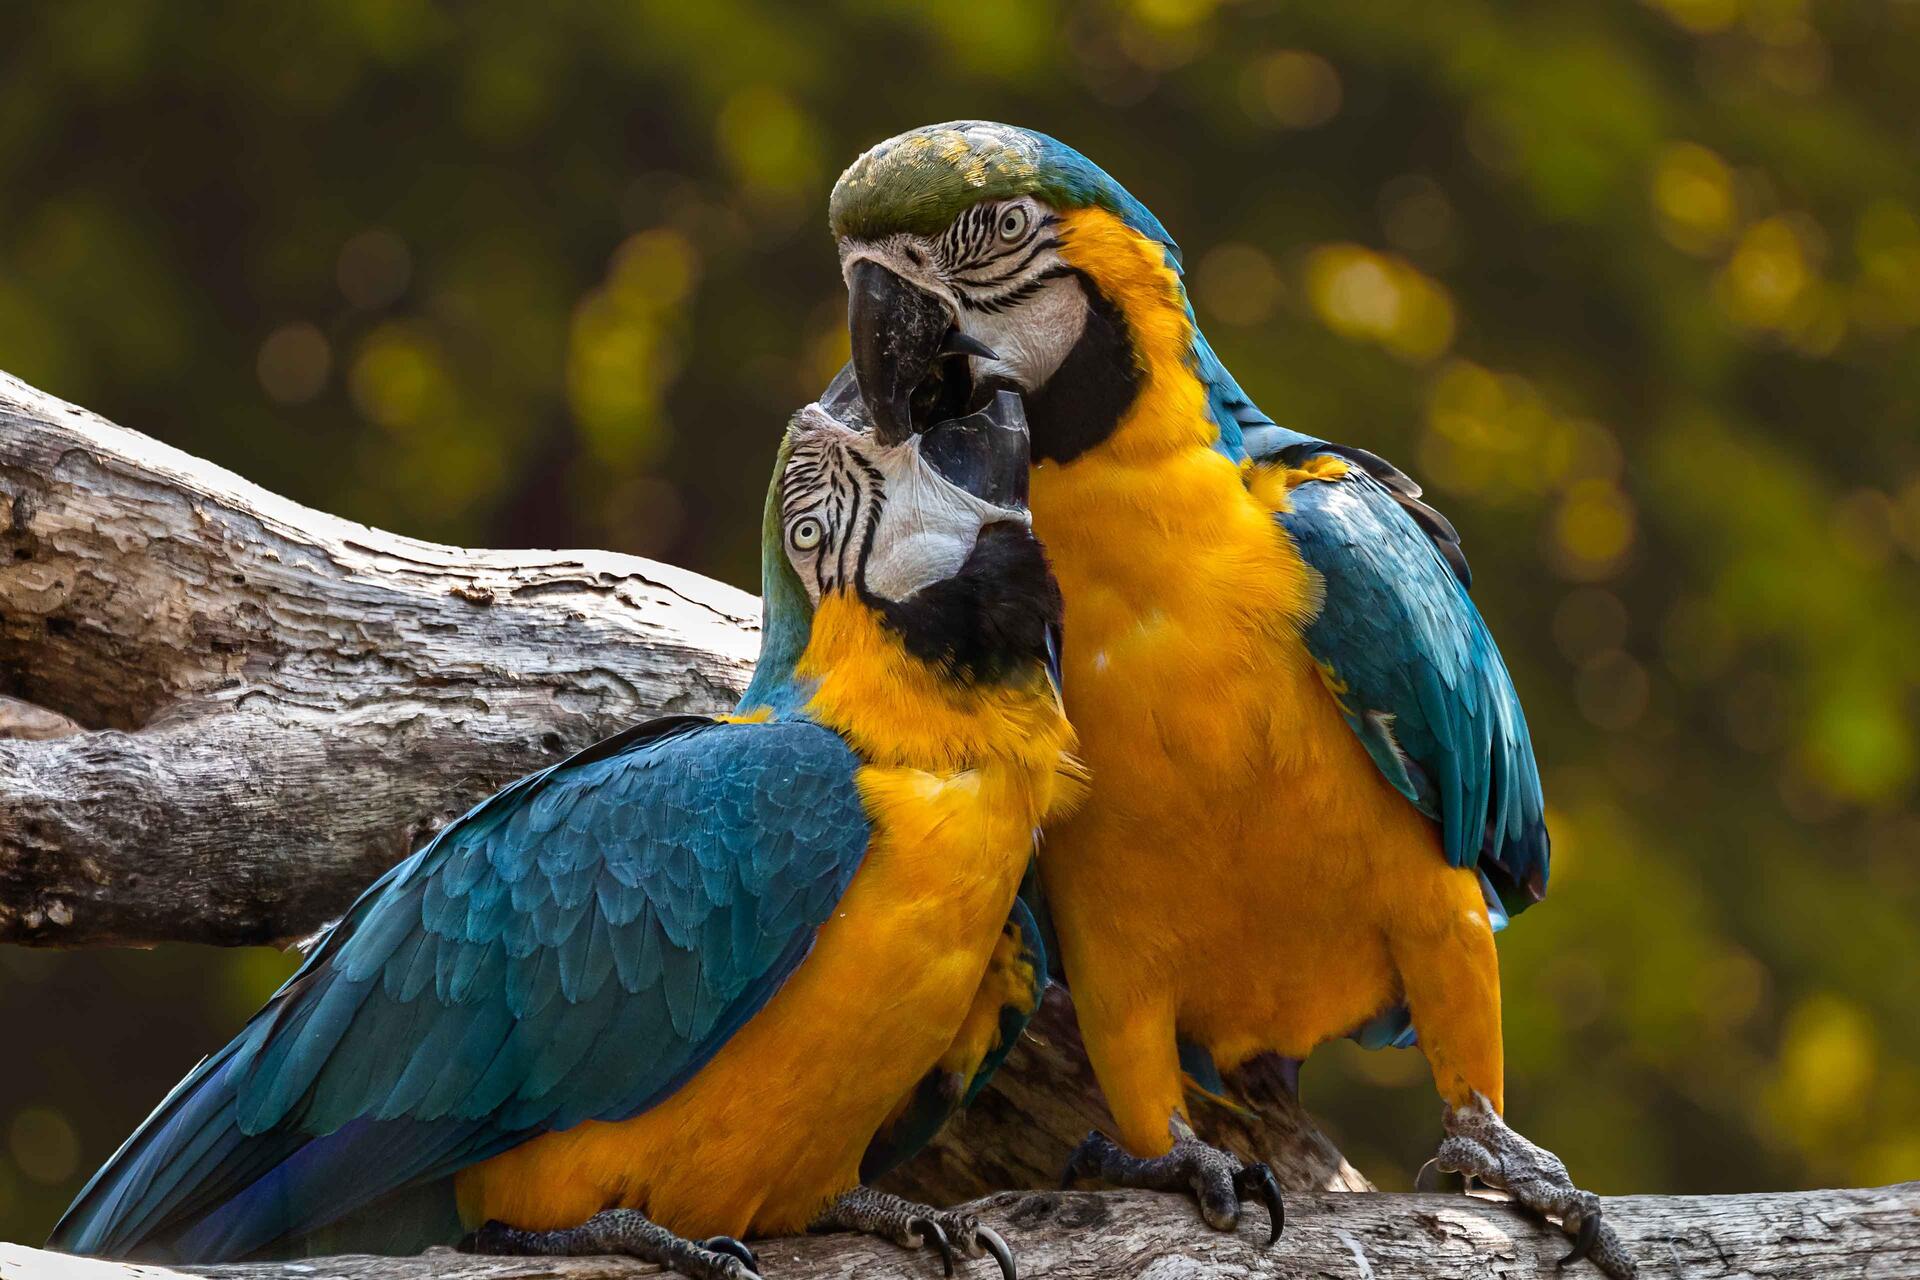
[
  {"xmin": 1017, "ymin": 271, "xmax": 1141, "ymax": 465},
  {"xmin": 873, "ymin": 523, "xmax": 1063, "ymax": 688}
]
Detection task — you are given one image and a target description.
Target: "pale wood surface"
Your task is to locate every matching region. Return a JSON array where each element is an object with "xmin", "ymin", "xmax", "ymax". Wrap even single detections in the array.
[{"xmin": 6, "ymin": 1184, "xmax": 1917, "ymax": 1279}]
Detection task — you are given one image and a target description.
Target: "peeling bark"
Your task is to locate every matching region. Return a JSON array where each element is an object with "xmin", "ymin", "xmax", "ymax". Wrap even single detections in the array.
[
  {"xmin": 0, "ymin": 371, "xmax": 759, "ymax": 947},
  {"xmin": 7, "ymin": 1183, "xmax": 1917, "ymax": 1279}
]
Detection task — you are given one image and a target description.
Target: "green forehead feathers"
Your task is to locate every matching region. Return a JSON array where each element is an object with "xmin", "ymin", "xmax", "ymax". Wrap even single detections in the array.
[
  {"xmin": 829, "ymin": 120, "xmax": 1176, "ymax": 256},
  {"xmin": 830, "ymin": 121, "xmax": 1049, "ymax": 240}
]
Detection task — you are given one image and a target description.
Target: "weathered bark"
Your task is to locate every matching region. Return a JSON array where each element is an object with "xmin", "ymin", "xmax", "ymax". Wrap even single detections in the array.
[
  {"xmin": 5, "ymin": 1183, "xmax": 1917, "ymax": 1279},
  {"xmin": 0, "ymin": 370, "xmax": 760, "ymax": 947}
]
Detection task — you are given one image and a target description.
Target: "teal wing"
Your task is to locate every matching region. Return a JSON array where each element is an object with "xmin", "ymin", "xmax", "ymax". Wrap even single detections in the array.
[
  {"xmin": 1258, "ymin": 442, "xmax": 1550, "ymax": 919},
  {"xmin": 52, "ymin": 715, "xmax": 871, "ymax": 1262}
]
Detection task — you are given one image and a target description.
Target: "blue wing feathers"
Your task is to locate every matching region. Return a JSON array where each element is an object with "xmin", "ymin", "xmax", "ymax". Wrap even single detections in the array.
[
  {"xmin": 52, "ymin": 715, "xmax": 871, "ymax": 1262},
  {"xmin": 1275, "ymin": 467, "xmax": 1549, "ymax": 912}
]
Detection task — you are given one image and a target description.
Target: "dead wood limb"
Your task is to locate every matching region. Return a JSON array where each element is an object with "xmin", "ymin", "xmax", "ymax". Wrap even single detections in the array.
[{"xmin": 5, "ymin": 1183, "xmax": 1916, "ymax": 1279}]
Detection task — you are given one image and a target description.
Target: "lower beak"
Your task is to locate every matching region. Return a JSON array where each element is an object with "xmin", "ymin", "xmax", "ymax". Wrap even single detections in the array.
[
  {"xmin": 847, "ymin": 259, "xmax": 991, "ymax": 445},
  {"xmin": 920, "ymin": 390, "xmax": 1031, "ymax": 511}
]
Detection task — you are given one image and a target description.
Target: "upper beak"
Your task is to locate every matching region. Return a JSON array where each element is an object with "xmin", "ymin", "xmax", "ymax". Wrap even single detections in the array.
[{"xmin": 846, "ymin": 258, "xmax": 995, "ymax": 445}]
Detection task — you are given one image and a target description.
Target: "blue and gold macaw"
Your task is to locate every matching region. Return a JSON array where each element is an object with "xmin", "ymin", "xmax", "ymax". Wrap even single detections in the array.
[
  {"xmin": 50, "ymin": 394, "xmax": 1082, "ymax": 1279},
  {"xmin": 829, "ymin": 122, "xmax": 1636, "ymax": 1278}
]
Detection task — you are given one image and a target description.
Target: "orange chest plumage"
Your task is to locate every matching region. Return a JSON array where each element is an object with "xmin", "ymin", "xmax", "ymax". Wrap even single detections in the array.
[{"xmin": 1031, "ymin": 210, "xmax": 1490, "ymax": 1122}]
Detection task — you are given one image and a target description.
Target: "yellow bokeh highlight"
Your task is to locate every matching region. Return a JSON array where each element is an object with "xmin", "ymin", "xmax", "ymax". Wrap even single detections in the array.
[
  {"xmin": 566, "ymin": 229, "xmax": 700, "ymax": 468},
  {"xmin": 1851, "ymin": 199, "xmax": 1920, "ymax": 335},
  {"xmin": 1650, "ymin": 142, "xmax": 1736, "ymax": 256},
  {"xmin": 1132, "ymin": 0, "xmax": 1218, "ymax": 28},
  {"xmin": 1551, "ymin": 479, "xmax": 1637, "ymax": 580},
  {"xmin": 1194, "ymin": 242, "xmax": 1281, "ymax": 326},
  {"xmin": 1770, "ymin": 993, "xmax": 1876, "ymax": 1155},
  {"xmin": 349, "ymin": 323, "xmax": 452, "ymax": 430},
  {"xmin": 1418, "ymin": 359, "xmax": 1620, "ymax": 502},
  {"xmin": 1304, "ymin": 243, "xmax": 1454, "ymax": 363},
  {"xmin": 1711, "ymin": 214, "xmax": 1847, "ymax": 353},
  {"xmin": 716, "ymin": 86, "xmax": 821, "ymax": 201},
  {"xmin": 1717, "ymin": 217, "xmax": 1808, "ymax": 327}
]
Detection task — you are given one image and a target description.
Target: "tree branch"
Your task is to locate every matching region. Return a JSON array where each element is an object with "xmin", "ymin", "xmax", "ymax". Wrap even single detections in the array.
[
  {"xmin": 5, "ymin": 371, "xmax": 1912, "ymax": 1278},
  {"xmin": 0, "ymin": 370, "xmax": 759, "ymax": 947},
  {"xmin": 6, "ymin": 1184, "xmax": 1917, "ymax": 1279}
]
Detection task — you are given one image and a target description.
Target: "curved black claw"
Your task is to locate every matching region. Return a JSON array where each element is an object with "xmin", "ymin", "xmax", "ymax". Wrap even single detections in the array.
[
  {"xmin": 976, "ymin": 1225, "xmax": 1017, "ymax": 1280},
  {"xmin": 703, "ymin": 1237, "xmax": 760, "ymax": 1273},
  {"xmin": 1234, "ymin": 1162, "xmax": 1285, "ymax": 1245},
  {"xmin": 1558, "ymin": 1212, "xmax": 1600, "ymax": 1269},
  {"xmin": 911, "ymin": 1216, "xmax": 956, "ymax": 1278}
]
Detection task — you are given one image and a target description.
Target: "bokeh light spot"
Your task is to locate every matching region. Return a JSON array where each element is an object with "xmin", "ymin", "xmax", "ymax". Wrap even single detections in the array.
[
  {"xmin": 716, "ymin": 86, "xmax": 821, "ymax": 203},
  {"xmin": 1305, "ymin": 244, "xmax": 1454, "ymax": 363},
  {"xmin": 1576, "ymin": 650, "xmax": 1651, "ymax": 731},
  {"xmin": 1650, "ymin": 142, "xmax": 1736, "ymax": 256},
  {"xmin": 1378, "ymin": 175, "xmax": 1457, "ymax": 260},
  {"xmin": 256, "ymin": 322, "xmax": 331, "ymax": 405},
  {"xmin": 349, "ymin": 324, "xmax": 445, "ymax": 429},
  {"xmin": 1549, "ymin": 480, "xmax": 1637, "ymax": 579},
  {"xmin": 8, "ymin": 1108, "xmax": 78, "ymax": 1185},
  {"xmin": 1241, "ymin": 50, "xmax": 1342, "ymax": 130},
  {"xmin": 1774, "ymin": 993, "xmax": 1876, "ymax": 1138},
  {"xmin": 1194, "ymin": 242, "xmax": 1280, "ymax": 326}
]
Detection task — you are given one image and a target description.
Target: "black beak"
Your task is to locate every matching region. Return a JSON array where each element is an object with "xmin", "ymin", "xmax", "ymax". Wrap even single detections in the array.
[
  {"xmin": 920, "ymin": 390, "xmax": 1030, "ymax": 511},
  {"xmin": 846, "ymin": 258, "xmax": 996, "ymax": 445}
]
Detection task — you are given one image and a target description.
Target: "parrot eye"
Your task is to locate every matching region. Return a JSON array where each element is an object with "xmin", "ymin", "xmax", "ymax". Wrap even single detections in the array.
[
  {"xmin": 789, "ymin": 517, "xmax": 824, "ymax": 551},
  {"xmin": 996, "ymin": 205, "xmax": 1030, "ymax": 242}
]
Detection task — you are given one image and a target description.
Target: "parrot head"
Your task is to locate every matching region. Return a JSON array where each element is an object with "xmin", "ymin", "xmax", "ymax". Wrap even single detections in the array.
[
  {"xmin": 830, "ymin": 120, "xmax": 1188, "ymax": 464},
  {"xmin": 739, "ymin": 389, "xmax": 1059, "ymax": 713},
  {"xmin": 776, "ymin": 388, "xmax": 1033, "ymax": 606}
]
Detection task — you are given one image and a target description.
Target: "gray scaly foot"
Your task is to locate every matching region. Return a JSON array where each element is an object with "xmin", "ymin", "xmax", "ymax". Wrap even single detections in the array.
[
  {"xmin": 461, "ymin": 1208, "xmax": 760, "ymax": 1280},
  {"xmin": 1061, "ymin": 1121, "xmax": 1283, "ymax": 1244},
  {"xmin": 812, "ymin": 1185, "xmax": 1016, "ymax": 1280},
  {"xmin": 1419, "ymin": 1092, "xmax": 1637, "ymax": 1278}
]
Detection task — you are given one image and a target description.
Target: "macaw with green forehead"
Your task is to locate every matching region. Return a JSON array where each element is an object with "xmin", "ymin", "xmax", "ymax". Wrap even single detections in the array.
[
  {"xmin": 828, "ymin": 121, "xmax": 1637, "ymax": 1278},
  {"xmin": 51, "ymin": 393, "xmax": 1075, "ymax": 1280}
]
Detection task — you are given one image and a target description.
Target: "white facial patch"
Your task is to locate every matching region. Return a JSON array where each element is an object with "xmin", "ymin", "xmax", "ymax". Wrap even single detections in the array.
[
  {"xmin": 780, "ymin": 406, "xmax": 1028, "ymax": 606},
  {"xmin": 861, "ymin": 439, "xmax": 1028, "ymax": 602},
  {"xmin": 961, "ymin": 272, "xmax": 1087, "ymax": 391},
  {"xmin": 838, "ymin": 195, "xmax": 1087, "ymax": 397}
]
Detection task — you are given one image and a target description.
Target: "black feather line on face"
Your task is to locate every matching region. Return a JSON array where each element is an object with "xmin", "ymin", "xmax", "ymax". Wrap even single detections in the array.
[
  {"xmin": 783, "ymin": 432, "xmax": 886, "ymax": 596},
  {"xmin": 1011, "ymin": 270, "xmax": 1140, "ymax": 464}
]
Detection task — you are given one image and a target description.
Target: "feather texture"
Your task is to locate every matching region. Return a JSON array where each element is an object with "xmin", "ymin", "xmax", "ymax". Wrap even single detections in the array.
[{"xmin": 51, "ymin": 715, "xmax": 870, "ymax": 1262}]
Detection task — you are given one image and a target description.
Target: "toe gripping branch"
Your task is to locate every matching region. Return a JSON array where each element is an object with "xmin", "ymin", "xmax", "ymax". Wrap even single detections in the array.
[
  {"xmin": 812, "ymin": 1185, "xmax": 1016, "ymax": 1280},
  {"xmin": 1062, "ymin": 1129, "xmax": 1284, "ymax": 1246},
  {"xmin": 1429, "ymin": 1094, "xmax": 1638, "ymax": 1279},
  {"xmin": 462, "ymin": 1210, "xmax": 762, "ymax": 1280}
]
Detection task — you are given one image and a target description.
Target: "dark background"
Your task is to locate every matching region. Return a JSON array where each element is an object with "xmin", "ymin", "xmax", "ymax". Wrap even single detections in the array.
[{"xmin": 3, "ymin": 0, "xmax": 1918, "ymax": 1243}]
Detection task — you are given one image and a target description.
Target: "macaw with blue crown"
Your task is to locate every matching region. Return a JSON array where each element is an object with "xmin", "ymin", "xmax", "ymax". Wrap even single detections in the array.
[
  {"xmin": 50, "ymin": 393, "xmax": 1081, "ymax": 1280},
  {"xmin": 828, "ymin": 121, "xmax": 1637, "ymax": 1279}
]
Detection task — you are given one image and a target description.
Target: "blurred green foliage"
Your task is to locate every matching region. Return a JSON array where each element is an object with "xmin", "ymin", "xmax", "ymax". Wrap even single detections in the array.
[{"xmin": 3, "ymin": 0, "xmax": 1919, "ymax": 1245}]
